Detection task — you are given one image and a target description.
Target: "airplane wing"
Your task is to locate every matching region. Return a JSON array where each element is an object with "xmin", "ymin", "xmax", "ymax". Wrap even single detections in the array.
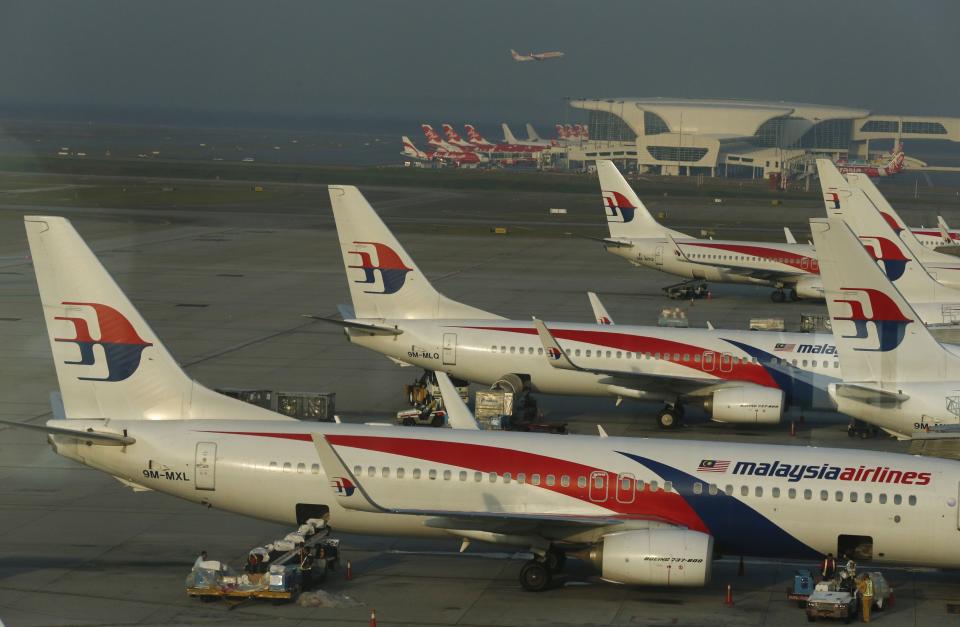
[
  {"xmin": 783, "ymin": 227, "xmax": 797, "ymax": 244},
  {"xmin": 0, "ymin": 418, "xmax": 136, "ymax": 446},
  {"xmin": 312, "ymin": 434, "xmax": 666, "ymax": 538},
  {"xmin": 531, "ymin": 319, "xmax": 727, "ymax": 398},
  {"xmin": 434, "ymin": 371, "xmax": 480, "ymax": 430},
  {"xmin": 305, "ymin": 315, "xmax": 403, "ymax": 336},
  {"xmin": 663, "ymin": 234, "xmax": 810, "ymax": 282},
  {"xmin": 580, "ymin": 235, "xmax": 634, "ymax": 249}
]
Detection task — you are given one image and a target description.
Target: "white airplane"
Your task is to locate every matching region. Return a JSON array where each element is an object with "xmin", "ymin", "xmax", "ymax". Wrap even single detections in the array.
[
  {"xmin": 328, "ymin": 185, "xmax": 847, "ymax": 429},
  {"xmin": 817, "ymin": 159, "xmax": 960, "ymax": 327},
  {"xmin": 14, "ymin": 215, "xmax": 960, "ymax": 594},
  {"xmin": 594, "ymin": 160, "xmax": 824, "ymax": 302},
  {"xmin": 842, "ymin": 172, "xmax": 960, "ymax": 288},
  {"xmin": 510, "ymin": 49, "xmax": 564, "ymax": 62},
  {"xmin": 812, "ymin": 217, "xmax": 960, "ymax": 437}
]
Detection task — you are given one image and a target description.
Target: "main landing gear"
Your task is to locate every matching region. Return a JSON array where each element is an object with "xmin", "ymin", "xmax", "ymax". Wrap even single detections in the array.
[
  {"xmin": 771, "ymin": 288, "xmax": 800, "ymax": 303},
  {"xmin": 657, "ymin": 403, "xmax": 684, "ymax": 429},
  {"xmin": 519, "ymin": 547, "xmax": 566, "ymax": 592}
]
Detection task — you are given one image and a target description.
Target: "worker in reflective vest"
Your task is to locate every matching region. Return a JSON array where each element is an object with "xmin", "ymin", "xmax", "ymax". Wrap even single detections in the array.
[
  {"xmin": 819, "ymin": 553, "xmax": 837, "ymax": 579},
  {"xmin": 857, "ymin": 574, "xmax": 874, "ymax": 623}
]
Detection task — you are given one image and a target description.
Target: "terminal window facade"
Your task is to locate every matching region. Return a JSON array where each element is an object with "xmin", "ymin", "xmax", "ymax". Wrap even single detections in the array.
[
  {"xmin": 793, "ymin": 119, "xmax": 852, "ymax": 149},
  {"xmin": 644, "ymin": 111, "xmax": 670, "ymax": 135},
  {"xmin": 752, "ymin": 116, "xmax": 795, "ymax": 148},
  {"xmin": 587, "ymin": 111, "xmax": 638, "ymax": 142},
  {"xmin": 860, "ymin": 120, "xmax": 899, "ymax": 133},
  {"xmin": 903, "ymin": 121, "xmax": 947, "ymax": 135},
  {"xmin": 861, "ymin": 120, "xmax": 947, "ymax": 135},
  {"xmin": 647, "ymin": 146, "xmax": 709, "ymax": 162}
]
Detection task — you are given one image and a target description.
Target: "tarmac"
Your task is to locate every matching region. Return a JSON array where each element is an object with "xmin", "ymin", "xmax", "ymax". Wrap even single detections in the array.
[{"xmin": 1, "ymin": 173, "xmax": 959, "ymax": 625}]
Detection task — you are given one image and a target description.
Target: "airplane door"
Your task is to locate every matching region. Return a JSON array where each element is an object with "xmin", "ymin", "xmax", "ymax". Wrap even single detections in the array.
[
  {"xmin": 195, "ymin": 442, "xmax": 217, "ymax": 491},
  {"xmin": 655, "ymin": 246, "xmax": 663, "ymax": 267},
  {"xmin": 703, "ymin": 351, "xmax": 716, "ymax": 372},
  {"xmin": 442, "ymin": 333, "xmax": 457, "ymax": 365},
  {"xmin": 588, "ymin": 471, "xmax": 609, "ymax": 502},
  {"xmin": 720, "ymin": 352, "xmax": 733, "ymax": 373},
  {"xmin": 616, "ymin": 473, "xmax": 635, "ymax": 504}
]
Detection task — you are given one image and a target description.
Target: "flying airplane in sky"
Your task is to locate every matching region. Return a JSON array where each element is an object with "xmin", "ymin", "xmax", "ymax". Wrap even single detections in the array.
[
  {"xmin": 594, "ymin": 160, "xmax": 824, "ymax": 302},
  {"xmin": 510, "ymin": 49, "xmax": 565, "ymax": 62},
  {"xmin": 327, "ymin": 185, "xmax": 851, "ymax": 429},
  {"xmin": 812, "ymin": 216, "xmax": 960, "ymax": 437},
  {"xmin": 401, "ymin": 136, "xmax": 483, "ymax": 166},
  {"xmin": 15, "ymin": 215, "xmax": 960, "ymax": 594}
]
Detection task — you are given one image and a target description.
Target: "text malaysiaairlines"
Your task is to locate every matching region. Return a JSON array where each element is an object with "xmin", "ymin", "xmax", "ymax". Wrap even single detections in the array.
[{"xmin": 719, "ymin": 460, "xmax": 930, "ymax": 485}]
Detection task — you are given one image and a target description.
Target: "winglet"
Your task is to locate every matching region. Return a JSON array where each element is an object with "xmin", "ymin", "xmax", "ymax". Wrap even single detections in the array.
[
  {"xmin": 597, "ymin": 424, "xmax": 609, "ymax": 438},
  {"xmin": 312, "ymin": 435, "xmax": 384, "ymax": 513},
  {"xmin": 938, "ymin": 216, "xmax": 953, "ymax": 245},
  {"xmin": 434, "ymin": 371, "xmax": 480, "ymax": 430},
  {"xmin": 587, "ymin": 292, "xmax": 614, "ymax": 325},
  {"xmin": 784, "ymin": 227, "xmax": 797, "ymax": 245},
  {"xmin": 532, "ymin": 318, "xmax": 581, "ymax": 371},
  {"xmin": 665, "ymin": 232, "xmax": 691, "ymax": 262}
]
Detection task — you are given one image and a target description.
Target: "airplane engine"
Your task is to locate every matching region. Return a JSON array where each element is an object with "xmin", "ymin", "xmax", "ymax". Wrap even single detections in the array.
[
  {"xmin": 589, "ymin": 529, "xmax": 713, "ymax": 586},
  {"xmin": 792, "ymin": 276, "xmax": 824, "ymax": 300},
  {"xmin": 704, "ymin": 384, "xmax": 784, "ymax": 424}
]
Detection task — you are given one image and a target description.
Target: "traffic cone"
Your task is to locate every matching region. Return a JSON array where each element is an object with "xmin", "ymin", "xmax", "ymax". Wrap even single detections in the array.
[
  {"xmin": 738, "ymin": 556, "xmax": 745, "ymax": 576},
  {"xmin": 725, "ymin": 583, "xmax": 734, "ymax": 606},
  {"xmin": 370, "ymin": 608, "xmax": 377, "ymax": 627},
  {"xmin": 346, "ymin": 560, "xmax": 353, "ymax": 581},
  {"xmin": 789, "ymin": 421, "xmax": 797, "ymax": 437}
]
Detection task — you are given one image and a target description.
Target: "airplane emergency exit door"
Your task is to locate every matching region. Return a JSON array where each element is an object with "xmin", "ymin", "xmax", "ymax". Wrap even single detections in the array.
[{"xmin": 195, "ymin": 442, "xmax": 217, "ymax": 491}]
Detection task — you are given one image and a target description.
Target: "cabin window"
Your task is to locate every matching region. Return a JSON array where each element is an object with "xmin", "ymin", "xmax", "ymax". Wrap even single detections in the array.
[
  {"xmin": 683, "ymin": 354, "xmax": 690, "ymax": 362},
  {"xmin": 835, "ymin": 491, "xmax": 844, "ymax": 502},
  {"xmin": 772, "ymin": 487, "xmax": 780, "ymax": 498},
  {"xmin": 754, "ymin": 486, "xmax": 763, "ymax": 497},
  {"xmin": 636, "ymin": 479, "xmax": 646, "ymax": 492},
  {"xmin": 577, "ymin": 476, "xmax": 587, "ymax": 488},
  {"xmin": 413, "ymin": 468, "xmax": 422, "ymax": 479},
  {"xmin": 561, "ymin": 475, "xmax": 570, "ymax": 487},
  {"xmin": 788, "ymin": 488, "xmax": 796, "ymax": 499},
  {"xmin": 864, "ymin": 492, "xmax": 872, "ymax": 503},
  {"xmin": 489, "ymin": 472, "xmax": 497, "ymax": 483},
  {"xmin": 802, "ymin": 360, "xmax": 808, "ymax": 368},
  {"xmin": 819, "ymin": 490, "xmax": 828, "ymax": 501},
  {"xmin": 879, "ymin": 494, "xmax": 887, "ymax": 504},
  {"xmin": 500, "ymin": 346, "xmax": 506, "ymax": 353},
  {"xmin": 442, "ymin": 470, "xmax": 451, "ymax": 481},
  {"xmin": 850, "ymin": 492, "xmax": 858, "ymax": 502},
  {"xmin": 576, "ymin": 349, "xmax": 582, "ymax": 357},
  {"xmin": 518, "ymin": 347, "xmax": 524, "ymax": 355},
  {"xmin": 664, "ymin": 481, "xmax": 673, "ymax": 492},
  {"xmin": 503, "ymin": 472, "xmax": 512, "ymax": 483},
  {"xmin": 474, "ymin": 471, "xmax": 482, "ymax": 482},
  {"xmin": 725, "ymin": 484, "xmax": 734, "ymax": 496},
  {"xmin": 283, "ymin": 463, "xmax": 292, "ymax": 473},
  {"xmin": 593, "ymin": 476, "xmax": 603, "ymax": 489},
  {"xmin": 270, "ymin": 462, "xmax": 279, "ymax": 471},
  {"xmin": 708, "ymin": 484, "xmax": 718, "ymax": 496},
  {"xmin": 673, "ymin": 353, "xmax": 680, "ymax": 361},
  {"xmin": 626, "ymin": 352, "xmax": 633, "ymax": 359},
  {"xmin": 804, "ymin": 489, "xmax": 812, "ymax": 500},
  {"xmin": 546, "ymin": 474, "xmax": 556, "ymax": 486},
  {"xmin": 458, "ymin": 471, "xmax": 467, "ymax": 481},
  {"xmin": 311, "ymin": 464, "xmax": 320, "ymax": 475},
  {"xmin": 616, "ymin": 351, "xmax": 622, "ymax": 359},
  {"xmin": 740, "ymin": 485, "xmax": 749, "ymax": 497},
  {"xmin": 428, "ymin": 469, "xmax": 438, "ymax": 480},
  {"xmin": 693, "ymin": 482, "xmax": 703, "ymax": 495},
  {"xmin": 381, "ymin": 467, "xmax": 390, "ymax": 478},
  {"xmin": 538, "ymin": 348, "xmax": 544, "ymax": 355},
  {"xmin": 532, "ymin": 474, "xmax": 541, "ymax": 486},
  {"xmin": 812, "ymin": 360, "xmax": 817, "ymax": 368},
  {"xmin": 518, "ymin": 473, "xmax": 526, "ymax": 484},
  {"xmin": 397, "ymin": 468, "xmax": 405, "ymax": 479},
  {"xmin": 694, "ymin": 354, "xmax": 701, "ymax": 363},
  {"xmin": 510, "ymin": 346, "xmax": 515, "ymax": 354},
  {"xmin": 491, "ymin": 345, "xmax": 497, "ymax": 352},
  {"xmin": 649, "ymin": 480, "xmax": 659, "ymax": 492},
  {"xmin": 894, "ymin": 494, "xmax": 902, "ymax": 505},
  {"xmin": 296, "ymin": 463, "xmax": 306, "ymax": 474},
  {"xmin": 909, "ymin": 495, "xmax": 917, "ymax": 506}
]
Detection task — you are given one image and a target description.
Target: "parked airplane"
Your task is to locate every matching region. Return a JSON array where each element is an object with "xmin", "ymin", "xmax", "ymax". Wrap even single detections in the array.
[
  {"xmin": 817, "ymin": 159, "xmax": 960, "ymax": 327},
  {"xmin": 812, "ymin": 217, "xmax": 960, "ymax": 437},
  {"xmin": 501, "ymin": 123, "xmax": 549, "ymax": 152},
  {"xmin": 525, "ymin": 123, "xmax": 555, "ymax": 146},
  {"xmin": 594, "ymin": 160, "xmax": 824, "ymax": 302},
  {"xmin": 844, "ymin": 171, "xmax": 960, "ymax": 288},
  {"xmin": 441, "ymin": 124, "xmax": 481, "ymax": 152},
  {"xmin": 835, "ymin": 146, "xmax": 905, "ymax": 178},
  {"xmin": 402, "ymin": 136, "xmax": 483, "ymax": 166},
  {"xmin": 328, "ymin": 185, "xmax": 846, "ymax": 429},
  {"xmin": 19, "ymin": 216, "xmax": 960, "ymax": 594},
  {"xmin": 420, "ymin": 124, "xmax": 462, "ymax": 153},
  {"xmin": 510, "ymin": 49, "xmax": 565, "ymax": 62}
]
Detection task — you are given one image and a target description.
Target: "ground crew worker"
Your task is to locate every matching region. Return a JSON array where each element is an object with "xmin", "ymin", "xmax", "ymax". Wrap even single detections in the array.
[
  {"xmin": 298, "ymin": 545, "xmax": 314, "ymax": 589},
  {"xmin": 857, "ymin": 573, "xmax": 874, "ymax": 622},
  {"xmin": 820, "ymin": 552, "xmax": 837, "ymax": 579},
  {"xmin": 846, "ymin": 558, "xmax": 857, "ymax": 578},
  {"xmin": 193, "ymin": 550, "xmax": 208, "ymax": 569}
]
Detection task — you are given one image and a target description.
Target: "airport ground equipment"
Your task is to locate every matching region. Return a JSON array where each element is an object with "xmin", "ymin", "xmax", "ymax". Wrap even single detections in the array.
[
  {"xmin": 804, "ymin": 584, "xmax": 858, "ymax": 623},
  {"xmin": 217, "ymin": 388, "xmax": 336, "ymax": 421},
  {"xmin": 787, "ymin": 569, "xmax": 814, "ymax": 607},
  {"xmin": 662, "ymin": 279, "xmax": 709, "ymax": 300},
  {"xmin": 749, "ymin": 318, "xmax": 784, "ymax": 331},
  {"xmin": 657, "ymin": 308, "xmax": 689, "ymax": 328},
  {"xmin": 186, "ymin": 519, "xmax": 339, "ymax": 603}
]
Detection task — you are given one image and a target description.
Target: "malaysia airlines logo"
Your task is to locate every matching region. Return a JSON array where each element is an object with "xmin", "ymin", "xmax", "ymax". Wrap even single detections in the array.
[
  {"xmin": 547, "ymin": 347, "xmax": 563, "ymax": 360},
  {"xmin": 597, "ymin": 316, "xmax": 612, "ymax": 325},
  {"xmin": 601, "ymin": 190, "xmax": 636, "ymax": 224},
  {"xmin": 879, "ymin": 212, "xmax": 905, "ymax": 234},
  {"xmin": 859, "ymin": 236, "xmax": 909, "ymax": 281},
  {"xmin": 823, "ymin": 191, "xmax": 841, "ymax": 209},
  {"xmin": 347, "ymin": 241, "xmax": 413, "ymax": 295},
  {"xmin": 331, "ymin": 477, "xmax": 356, "ymax": 497},
  {"xmin": 833, "ymin": 287, "xmax": 913, "ymax": 352},
  {"xmin": 54, "ymin": 302, "xmax": 153, "ymax": 382}
]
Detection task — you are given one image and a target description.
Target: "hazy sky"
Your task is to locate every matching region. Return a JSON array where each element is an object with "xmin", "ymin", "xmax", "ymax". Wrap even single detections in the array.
[{"xmin": 1, "ymin": 0, "xmax": 958, "ymax": 126}]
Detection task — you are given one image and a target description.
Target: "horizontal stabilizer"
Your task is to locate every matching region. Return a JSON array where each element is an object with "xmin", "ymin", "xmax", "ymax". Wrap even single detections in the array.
[
  {"xmin": 305, "ymin": 315, "xmax": 403, "ymax": 336},
  {"xmin": 434, "ymin": 371, "xmax": 480, "ymax": 430},
  {"xmin": 0, "ymin": 418, "xmax": 135, "ymax": 446},
  {"xmin": 831, "ymin": 384, "xmax": 909, "ymax": 406}
]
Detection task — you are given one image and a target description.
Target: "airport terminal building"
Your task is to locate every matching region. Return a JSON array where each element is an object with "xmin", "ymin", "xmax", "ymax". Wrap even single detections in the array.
[{"xmin": 557, "ymin": 97, "xmax": 960, "ymax": 177}]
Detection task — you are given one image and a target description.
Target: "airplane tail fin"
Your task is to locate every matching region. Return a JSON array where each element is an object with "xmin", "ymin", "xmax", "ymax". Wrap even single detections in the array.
[
  {"xmin": 421, "ymin": 124, "xmax": 444, "ymax": 145},
  {"xmin": 525, "ymin": 123, "xmax": 541, "ymax": 142},
  {"xmin": 812, "ymin": 217, "xmax": 960, "ymax": 384},
  {"xmin": 464, "ymin": 124, "xmax": 489, "ymax": 145},
  {"xmin": 501, "ymin": 123, "xmax": 520, "ymax": 144},
  {"xmin": 328, "ymin": 186, "xmax": 503, "ymax": 320},
  {"xmin": 24, "ymin": 216, "xmax": 287, "ymax": 421},
  {"xmin": 555, "ymin": 124, "xmax": 566, "ymax": 140},
  {"xmin": 401, "ymin": 136, "xmax": 427, "ymax": 159},
  {"xmin": 596, "ymin": 160, "xmax": 689, "ymax": 239},
  {"xmin": 442, "ymin": 123, "xmax": 464, "ymax": 144},
  {"xmin": 581, "ymin": 124, "xmax": 589, "ymax": 140}
]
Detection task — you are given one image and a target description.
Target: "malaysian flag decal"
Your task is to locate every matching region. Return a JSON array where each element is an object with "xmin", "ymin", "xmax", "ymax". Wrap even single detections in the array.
[
  {"xmin": 697, "ymin": 459, "xmax": 730, "ymax": 472},
  {"xmin": 774, "ymin": 343, "xmax": 795, "ymax": 352}
]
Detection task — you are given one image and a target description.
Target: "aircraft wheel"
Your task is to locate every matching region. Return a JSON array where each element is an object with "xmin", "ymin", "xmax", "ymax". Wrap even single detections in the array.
[
  {"xmin": 657, "ymin": 408, "xmax": 679, "ymax": 429},
  {"xmin": 771, "ymin": 290, "xmax": 786, "ymax": 303},
  {"xmin": 519, "ymin": 560, "xmax": 551, "ymax": 592}
]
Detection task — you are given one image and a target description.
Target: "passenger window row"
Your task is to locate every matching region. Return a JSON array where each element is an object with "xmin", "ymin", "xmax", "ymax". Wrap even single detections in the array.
[{"xmin": 268, "ymin": 461, "xmax": 320, "ymax": 475}]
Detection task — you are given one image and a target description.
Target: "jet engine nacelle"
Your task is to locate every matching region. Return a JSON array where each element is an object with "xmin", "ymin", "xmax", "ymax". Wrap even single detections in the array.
[
  {"xmin": 590, "ymin": 529, "xmax": 713, "ymax": 586},
  {"xmin": 792, "ymin": 276, "xmax": 824, "ymax": 300},
  {"xmin": 704, "ymin": 384, "xmax": 784, "ymax": 424}
]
